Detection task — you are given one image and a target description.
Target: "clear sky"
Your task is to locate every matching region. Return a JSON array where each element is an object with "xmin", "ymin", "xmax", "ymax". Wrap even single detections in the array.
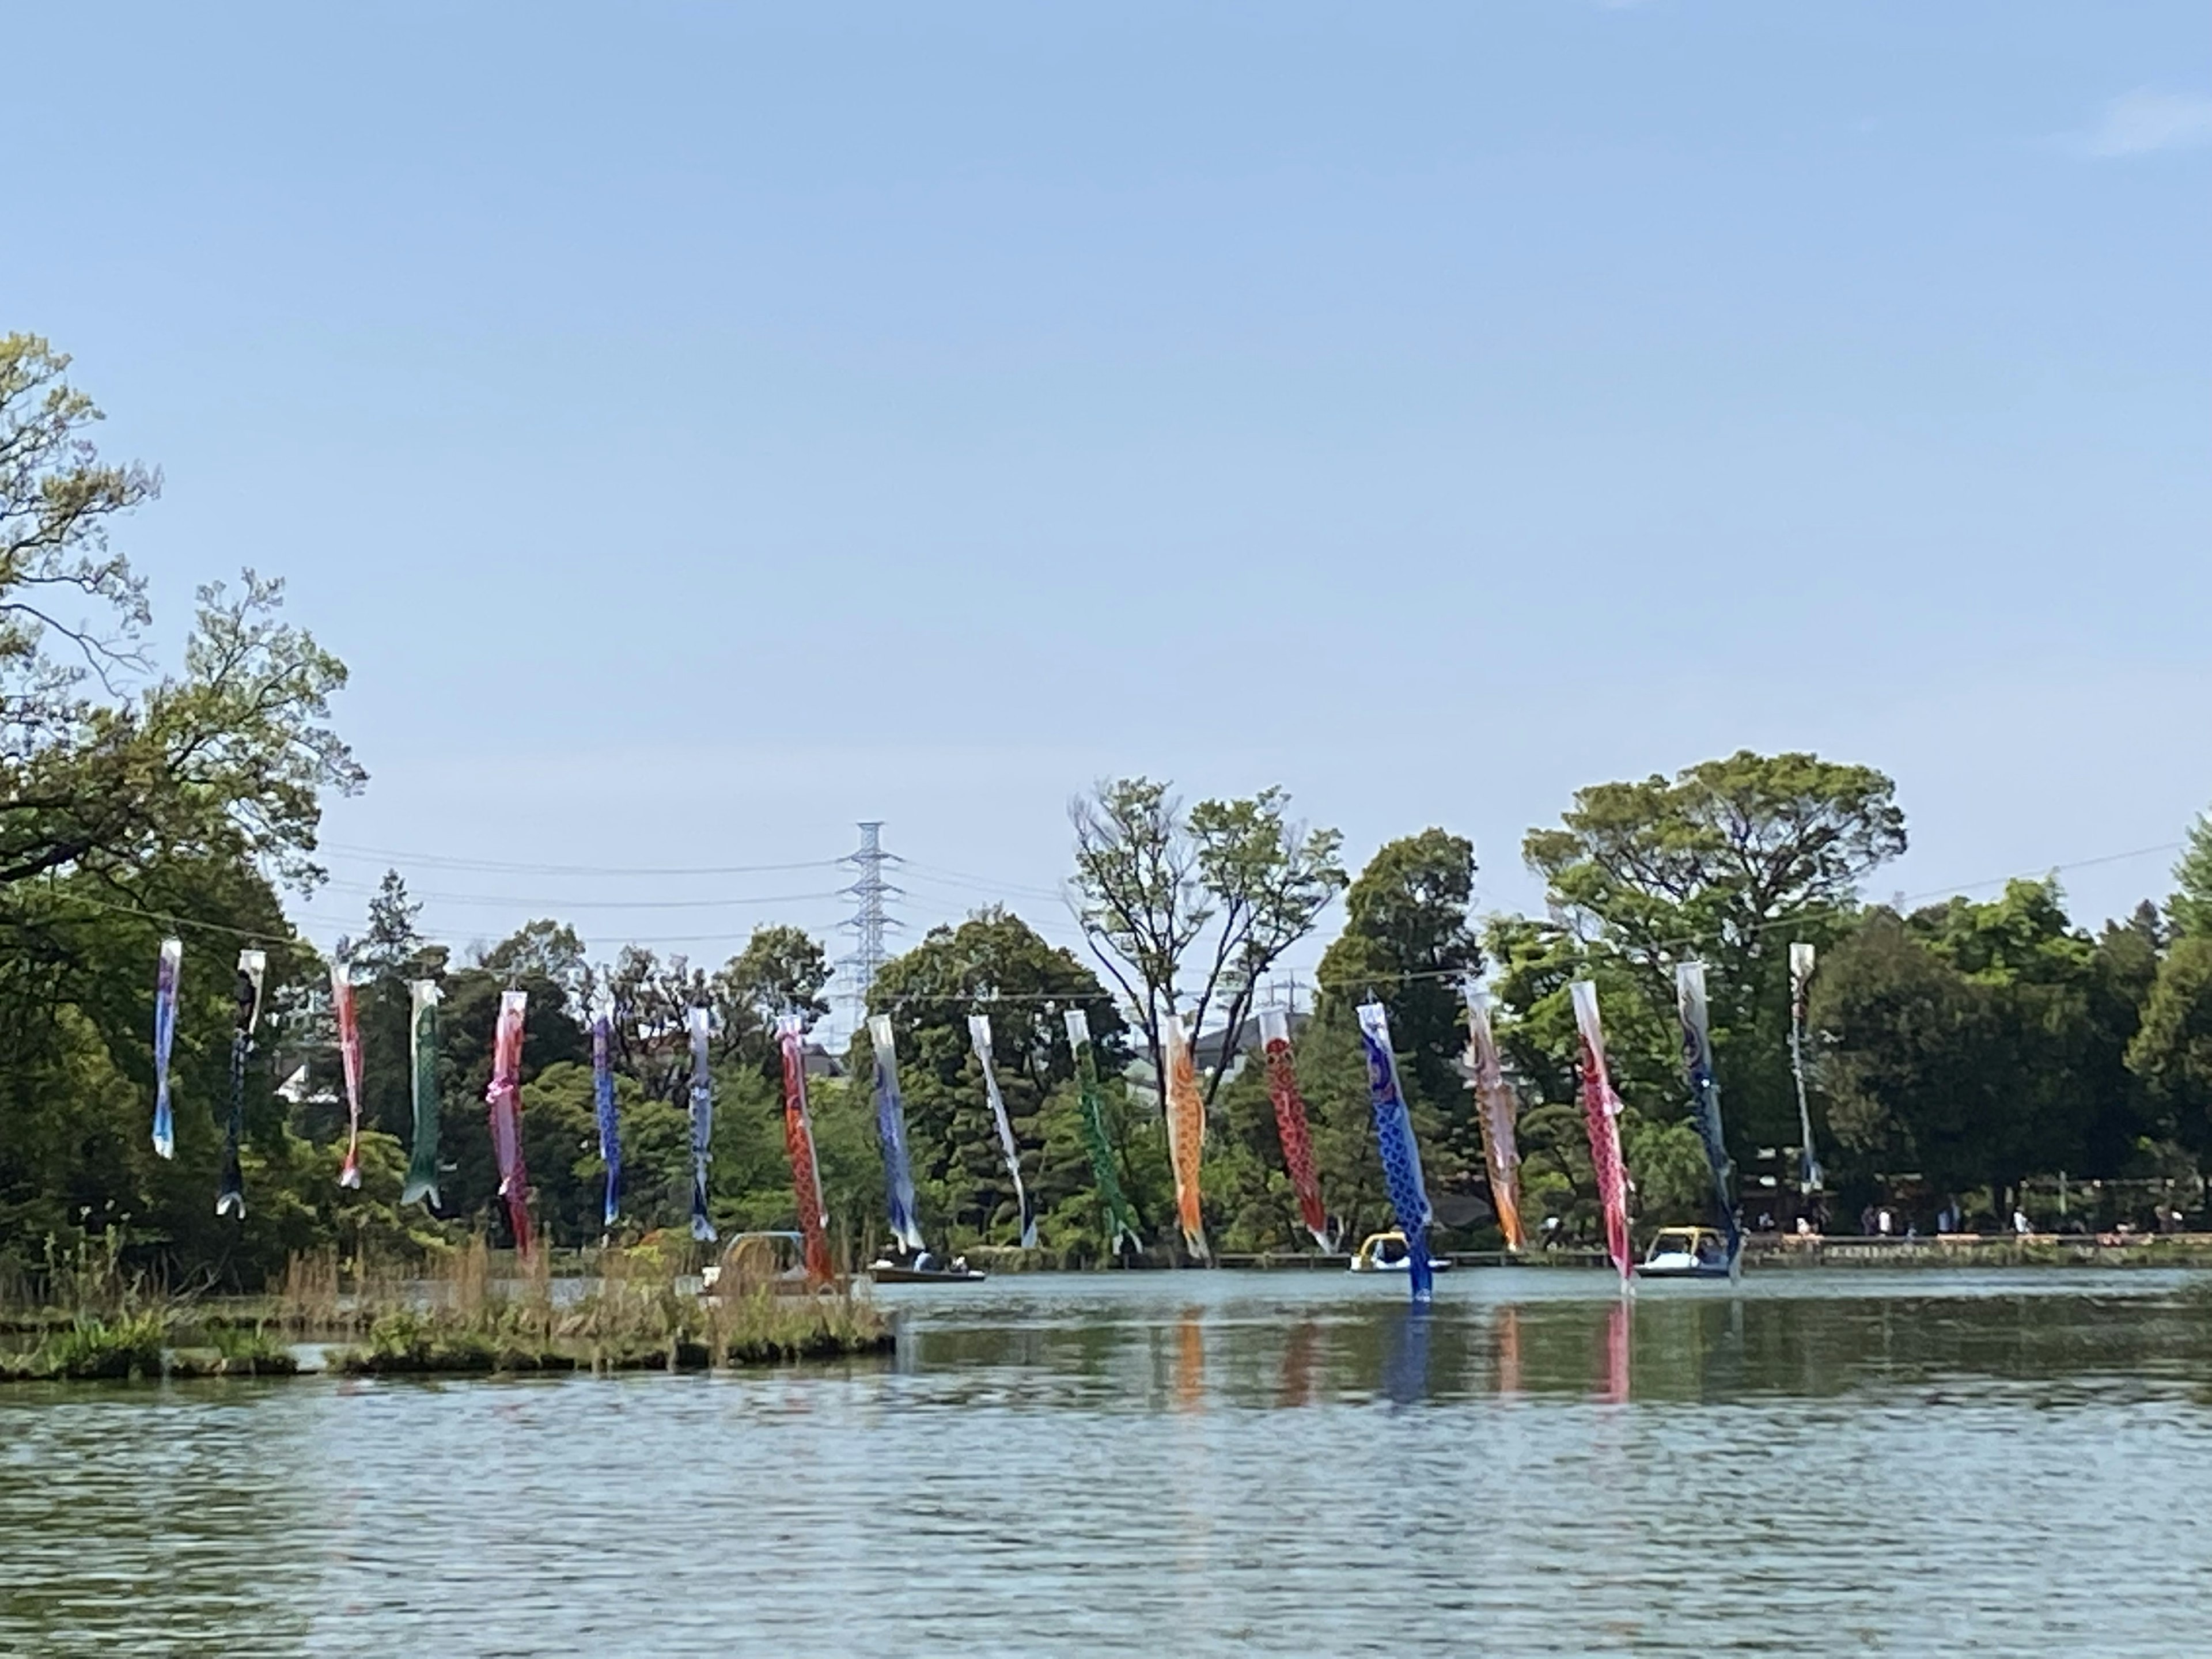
[{"xmin": 10, "ymin": 1, "xmax": 2209, "ymax": 1005}]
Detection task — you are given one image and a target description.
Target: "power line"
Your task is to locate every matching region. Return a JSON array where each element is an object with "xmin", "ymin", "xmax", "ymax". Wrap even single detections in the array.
[{"xmin": 316, "ymin": 840, "xmax": 843, "ymax": 878}]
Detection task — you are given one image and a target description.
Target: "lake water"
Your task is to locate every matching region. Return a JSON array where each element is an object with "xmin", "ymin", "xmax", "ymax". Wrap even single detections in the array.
[{"xmin": 5, "ymin": 1268, "xmax": 2210, "ymax": 1656}]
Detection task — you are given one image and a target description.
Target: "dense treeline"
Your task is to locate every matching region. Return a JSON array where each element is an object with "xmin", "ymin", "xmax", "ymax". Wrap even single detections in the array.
[{"xmin": 6, "ymin": 336, "xmax": 2211, "ymax": 1289}]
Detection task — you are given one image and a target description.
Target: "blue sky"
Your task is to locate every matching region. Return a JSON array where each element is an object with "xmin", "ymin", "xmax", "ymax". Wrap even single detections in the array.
[{"xmin": 9, "ymin": 1, "xmax": 2208, "ymax": 1001}]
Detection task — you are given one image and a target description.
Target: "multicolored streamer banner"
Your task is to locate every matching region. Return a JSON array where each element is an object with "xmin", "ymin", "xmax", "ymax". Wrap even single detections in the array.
[
  {"xmin": 591, "ymin": 994, "xmax": 621, "ymax": 1229},
  {"xmin": 866, "ymin": 1015, "xmax": 927, "ymax": 1256},
  {"xmin": 1568, "ymin": 980, "xmax": 1633, "ymax": 1283},
  {"xmin": 486, "ymin": 988, "xmax": 531, "ymax": 1251},
  {"xmin": 1459, "ymin": 985, "xmax": 1526, "ymax": 1251},
  {"xmin": 217, "ymin": 949, "xmax": 267, "ymax": 1218},
  {"xmin": 687, "ymin": 1005, "xmax": 716, "ymax": 1244},
  {"xmin": 331, "ymin": 964, "xmax": 365, "ymax": 1189},
  {"xmin": 151, "ymin": 937, "xmax": 181, "ymax": 1160},
  {"xmin": 777, "ymin": 1014, "xmax": 834, "ymax": 1281},
  {"xmin": 1674, "ymin": 961, "xmax": 1740, "ymax": 1261},
  {"xmin": 1257, "ymin": 1008, "xmax": 1331, "ymax": 1251},
  {"xmin": 1160, "ymin": 1014, "xmax": 1209, "ymax": 1261},
  {"xmin": 968, "ymin": 1014, "xmax": 1038, "ymax": 1249},
  {"xmin": 1355, "ymin": 1002, "xmax": 1435, "ymax": 1304},
  {"xmin": 1788, "ymin": 940, "xmax": 1824, "ymax": 1191},
  {"xmin": 401, "ymin": 980, "xmax": 442, "ymax": 1209},
  {"xmin": 1063, "ymin": 1009, "xmax": 1141, "ymax": 1253}
]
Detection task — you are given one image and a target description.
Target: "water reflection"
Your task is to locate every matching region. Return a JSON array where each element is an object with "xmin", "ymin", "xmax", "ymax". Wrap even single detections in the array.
[
  {"xmin": 1382, "ymin": 1306, "xmax": 1432, "ymax": 1408},
  {"xmin": 3, "ymin": 1273, "xmax": 2209, "ymax": 1657},
  {"xmin": 1602, "ymin": 1296, "xmax": 1631, "ymax": 1406}
]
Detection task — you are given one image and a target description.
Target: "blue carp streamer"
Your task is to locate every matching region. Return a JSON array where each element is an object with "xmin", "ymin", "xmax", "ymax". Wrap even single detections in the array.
[
  {"xmin": 592, "ymin": 998, "xmax": 622, "ymax": 1229},
  {"xmin": 687, "ymin": 1005, "xmax": 716, "ymax": 1243},
  {"xmin": 151, "ymin": 938, "xmax": 181, "ymax": 1159},
  {"xmin": 1674, "ymin": 962, "xmax": 1741, "ymax": 1263},
  {"xmin": 1357, "ymin": 1002, "xmax": 1435, "ymax": 1304},
  {"xmin": 866, "ymin": 1016, "xmax": 927, "ymax": 1255}
]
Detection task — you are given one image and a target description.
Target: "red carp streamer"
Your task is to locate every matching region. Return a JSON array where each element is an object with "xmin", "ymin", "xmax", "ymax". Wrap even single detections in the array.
[
  {"xmin": 777, "ymin": 1016, "xmax": 834, "ymax": 1283},
  {"xmin": 1569, "ymin": 980, "xmax": 1633, "ymax": 1283},
  {"xmin": 1257, "ymin": 1009, "xmax": 1331, "ymax": 1250}
]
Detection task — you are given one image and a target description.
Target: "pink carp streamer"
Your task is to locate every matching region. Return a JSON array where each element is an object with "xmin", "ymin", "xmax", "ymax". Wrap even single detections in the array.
[
  {"xmin": 1569, "ymin": 980, "xmax": 1633, "ymax": 1283},
  {"xmin": 777, "ymin": 1014, "xmax": 834, "ymax": 1283},
  {"xmin": 1161, "ymin": 1014, "xmax": 1209, "ymax": 1260},
  {"xmin": 1459, "ymin": 986, "xmax": 1525, "ymax": 1251},
  {"xmin": 1256, "ymin": 1009, "xmax": 1331, "ymax": 1250},
  {"xmin": 332, "ymin": 964, "xmax": 365, "ymax": 1188},
  {"xmin": 486, "ymin": 988, "xmax": 531, "ymax": 1252}
]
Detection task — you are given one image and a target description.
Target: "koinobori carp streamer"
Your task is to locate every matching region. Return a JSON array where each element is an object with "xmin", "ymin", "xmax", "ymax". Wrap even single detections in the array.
[
  {"xmin": 968, "ymin": 1013, "xmax": 1037, "ymax": 1249},
  {"xmin": 1459, "ymin": 984, "xmax": 1525, "ymax": 1252},
  {"xmin": 591, "ymin": 993, "xmax": 622, "ymax": 1230},
  {"xmin": 217, "ymin": 949, "xmax": 267, "ymax": 1218},
  {"xmin": 331, "ymin": 963, "xmax": 365, "ymax": 1189},
  {"xmin": 1675, "ymin": 962, "xmax": 1740, "ymax": 1264},
  {"xmin": 401, "ymin": 980, "xmax": 441, "ymax": 1209},
  {"xmin": 687, "ymin": 1005, "xmax": 715, "ymax": 1243},
  {"xmin": 1257, "ymin": 1008, "xmax": 1330, "ymax": 1251},
  {"xmin": 777, "ymin": 1014, "xmax": 834, "ymax": 1281},
  {"xmin": 1161, "ymin": 1014, "xmax": 1209, "ymax": 1261},
  {"xmin": 151, "ymin": 938, "xmax": 181, "ymax": 1160},
  {"xmin": 1355, "ymin": 1002, "xmax": 1436, "ymax": 1304},
  {"xmin": 866, "ymin": 1015, "xmax": 927, "ymax": 1256},
  {"xmin": 1064, "ymin": 1009, "xmax": 1141, "ymax": 1254},
  {"xmin": 486, "ymin": 988, "xmax": 531, "ymax": 1251},
  {"xmin": 1569, "ymin": 980, "xmax": 1633, "ymax": 1284}
]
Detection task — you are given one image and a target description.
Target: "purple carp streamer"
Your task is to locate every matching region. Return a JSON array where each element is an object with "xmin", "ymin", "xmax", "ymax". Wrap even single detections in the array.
[
  {"xmin": 151, "ymin": 938, "xmax": 181, "ymax": 1160},
  {"xmin": 1569, "ymin": 980, "xmax": 1633, "ymax": 1284},
  {"xmin": 1459, "ymin": 985, "xmax": 1525, "ymax": 1251},
  {"xmin": 332, "ymin": 964, "xmax": 365, "ymax": 1188},
  {"xmin": 1355, "ymin": 1002, "xmax": 1435, "ymax": 1304},
  {"xmin": 217, "ymin": 949, "xmax": 267, "ymax": 1218},
  {"xmin": 1063, "ymin": 1009, "xmax": 1141, "ymax": 1254},
  {"xmin": 400, "ymin": 981, "xmax": 442, "ymax": 1209},
  {"xmin": 1257, "ymin": 1009, "xmax": 1331, "ymax": 1251},
  {"xmin": 1160, "ymin": 1014, "xmax": 1209, "ymax": 1260},
  {"xmin": 591, "ymin": 994, "xmax": 622, "ymax": 1229},
  {"xmin": 866, "ymin": 1015, "xmax": 927, "ymax": 1256},
  {"xmin": 1674, "ymin": 962, "xmax": 1740, "ymax": 1263},
  {"xmin": 687, "ymin": 1005, "xmax": 716, "ymax": 1243},
  {"xmin": 968, "ymin": 1014, "xmax": 1037, "ymax": 1249},
  {"xmin": 778, "ymin": 1014, "xmax": 834, "ymax": 1282},
  {"xmin": 486, "ymin": 988, "xmax": 531, "ymax": 1252}
]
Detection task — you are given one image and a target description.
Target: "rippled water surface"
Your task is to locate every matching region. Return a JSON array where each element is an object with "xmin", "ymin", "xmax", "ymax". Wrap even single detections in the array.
[{"xmin": 6, "ymin": 1269, "xmax": 2212, "ymax": 1656}]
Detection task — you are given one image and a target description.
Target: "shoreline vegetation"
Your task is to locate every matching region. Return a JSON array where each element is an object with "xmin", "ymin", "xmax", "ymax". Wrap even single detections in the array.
[
  {"xmin": 11, "ymin": 1230, "xmax": 2212, "ymax": 1386},
  {"xmin": 0, "ymin": 1235, "xmax": 891, "ymax": 1384}
]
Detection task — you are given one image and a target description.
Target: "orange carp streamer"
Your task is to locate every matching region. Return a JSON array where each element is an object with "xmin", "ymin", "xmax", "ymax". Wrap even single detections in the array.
[
  {"xmin": 1460, "ymin": 986, "xmax": 1525, "ymax": 1250},
  {"xmin": 1161, "ymin": 1014, "xmax": 1210, "ymax": 1260},
  {"xmin": 777, "ymin": 1014, "xmax": 835, "ymax": 1283}
]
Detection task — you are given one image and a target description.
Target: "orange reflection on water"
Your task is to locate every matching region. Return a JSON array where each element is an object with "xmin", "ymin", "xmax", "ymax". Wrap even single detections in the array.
[
  {"xmin": 1175, "ymin": 1308, "xmax": 1205, "ymax": 1413},
  {"xmin": 1495, "ymin": 1304, "xmax": 1522, "ymax": 1397}
]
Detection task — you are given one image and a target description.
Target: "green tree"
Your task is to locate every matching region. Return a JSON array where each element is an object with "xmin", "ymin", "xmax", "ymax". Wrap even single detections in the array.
[
  {"xmin": 2128, "ymin": 934, "xmax": 2212, "ymax": 1176},
  {"xmin": 1516, "ymin": 749, "xmax": 1907, "ymax": 1156},
  {"xmin": 2171, "ymin": 810, "xmax": 2212, "ymax": 939},
  {"xmin": 1070, "ymin": 778, "xmax": 1344, "ymax": 1110}
]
